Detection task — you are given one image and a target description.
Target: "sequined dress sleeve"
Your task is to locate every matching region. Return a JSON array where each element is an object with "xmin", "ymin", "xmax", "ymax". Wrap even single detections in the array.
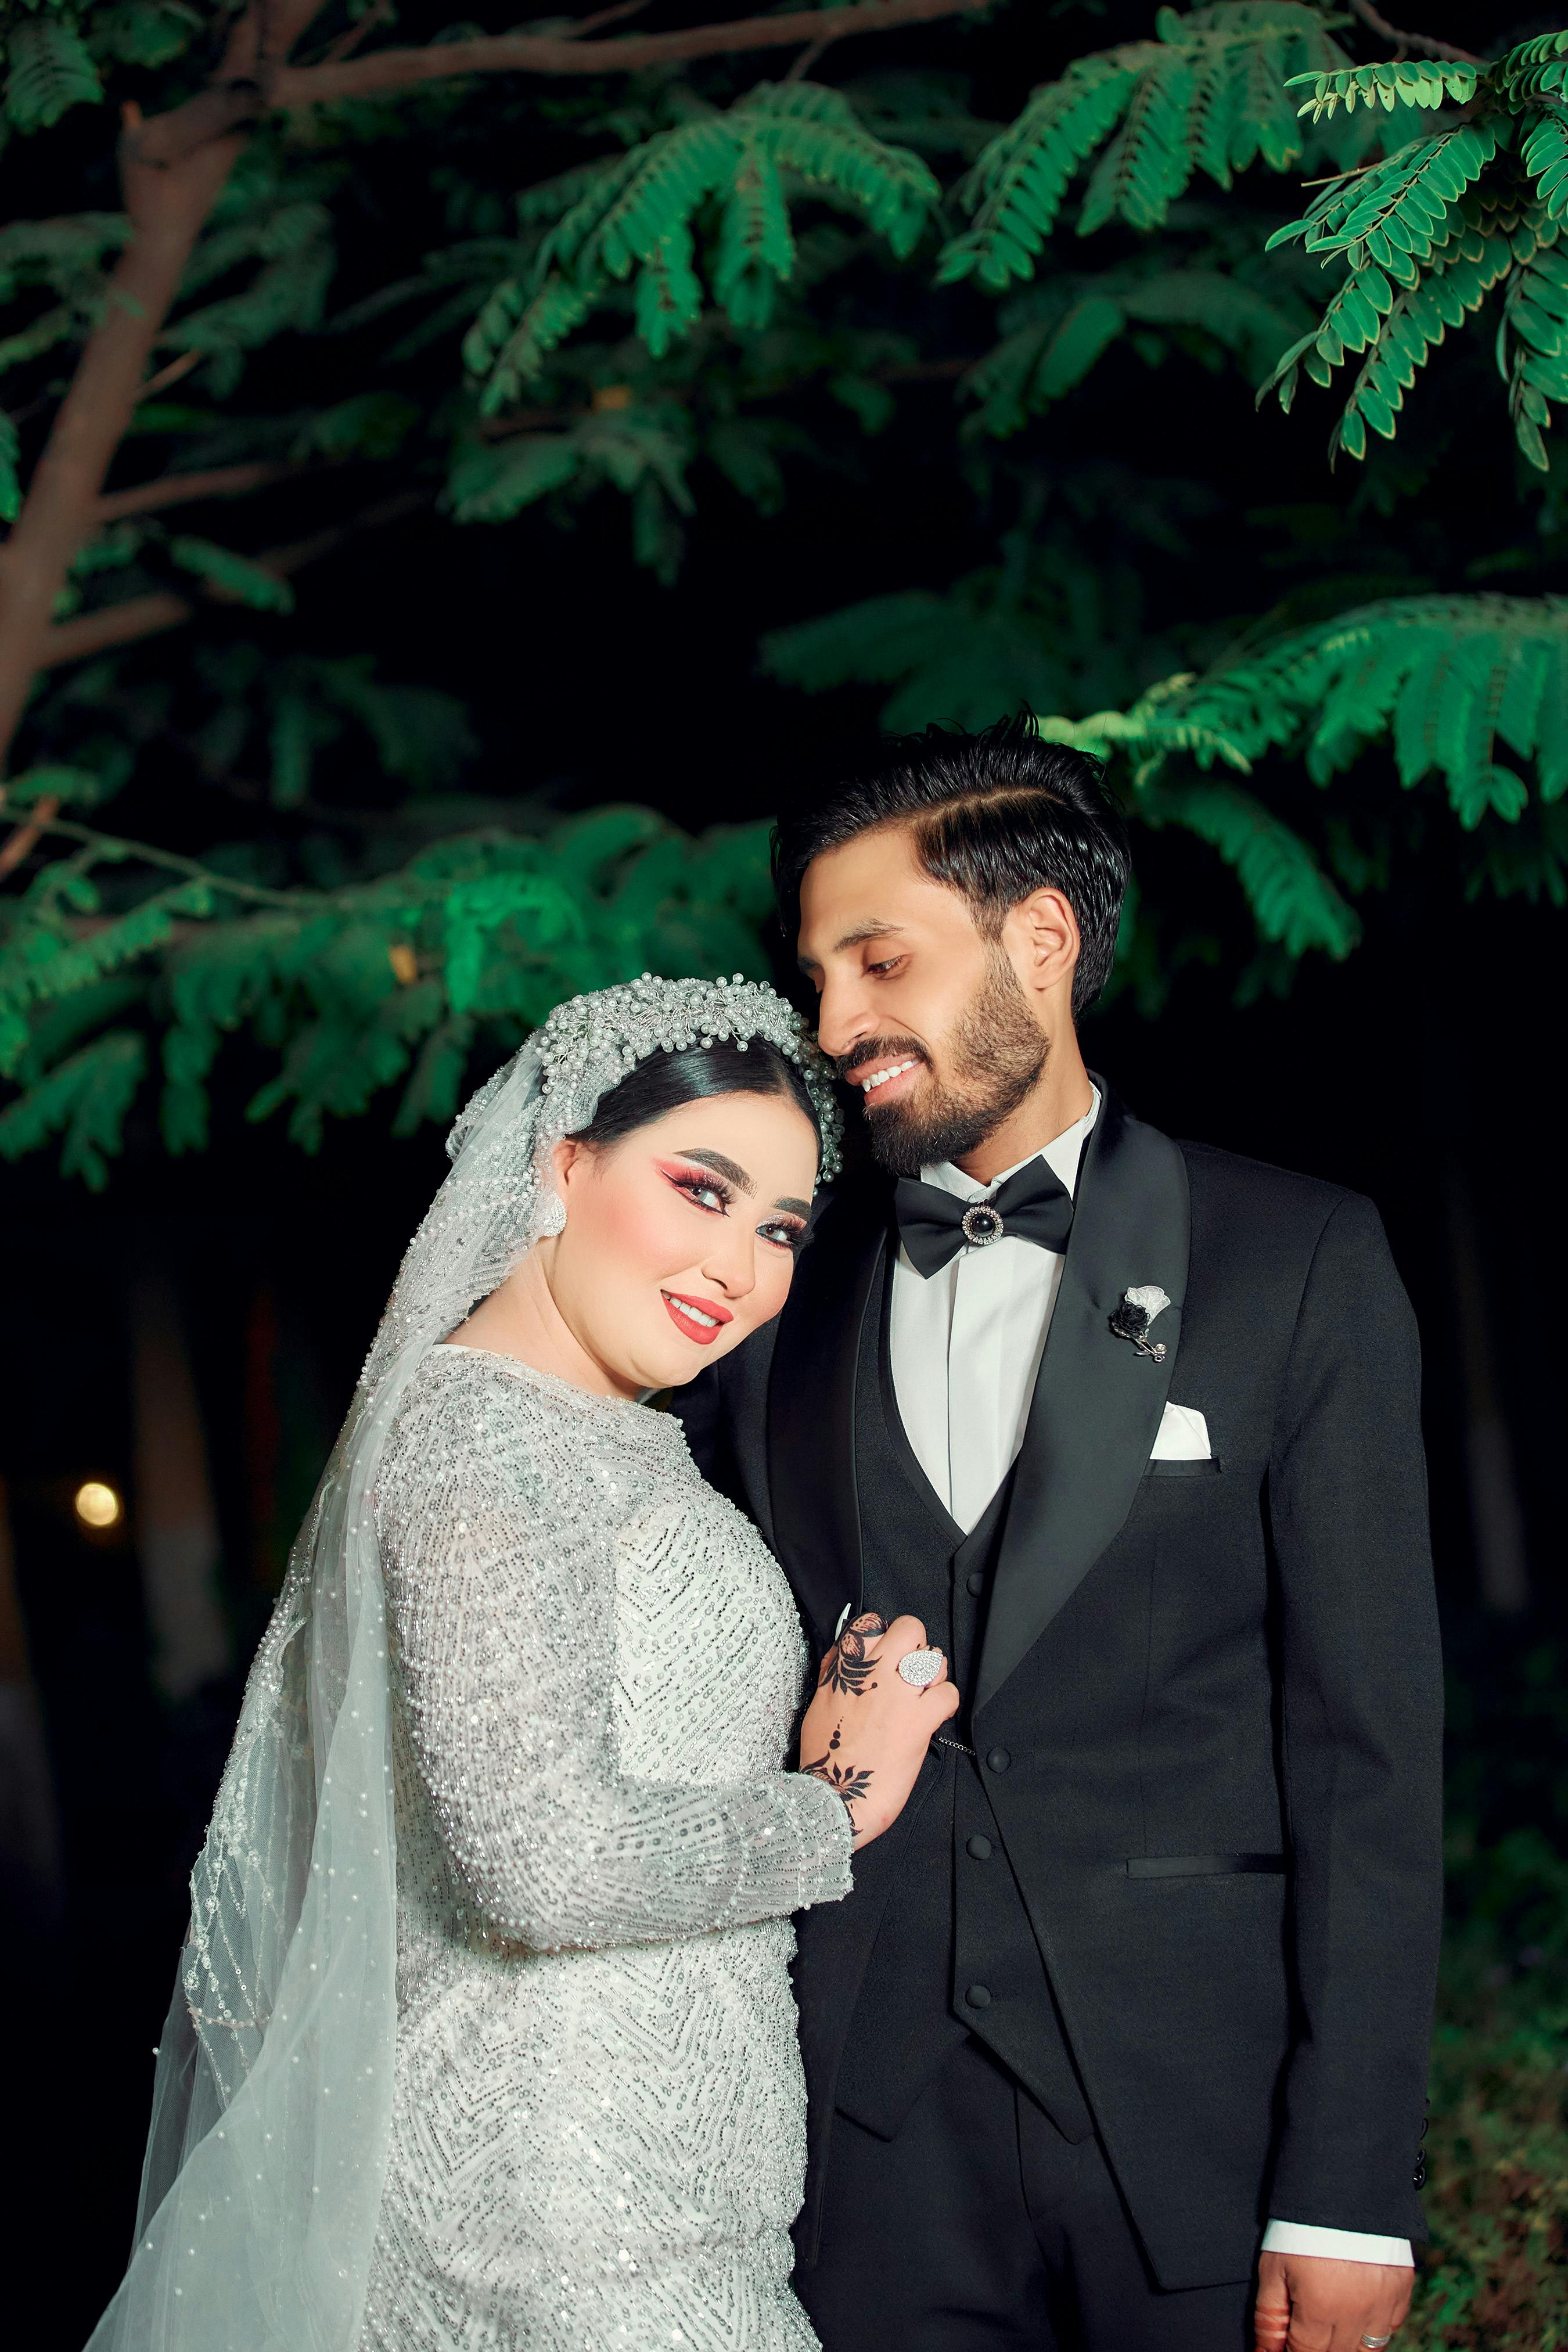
[{"xmin": 376, "ymin": 1348, "xmax": 853, "ymax": 1952}]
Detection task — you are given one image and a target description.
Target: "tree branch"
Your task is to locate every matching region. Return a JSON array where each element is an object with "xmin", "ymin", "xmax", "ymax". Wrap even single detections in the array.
[
  {"xmin": 135, "ymin": 0, "xmax": 987, "ymax": 160},
  {"xmin": 5, "ymin": 808, "xmax": 333, "ymax": 907},
  {"xmin": 32, "ymin": 486, "xmax": 431, "ymax": 675},
  {"xmin": 0, "ymin": 133, "xmax": 244, "ymax": 756},
  {"xmin": 1344, "ymin": 0, "xmax": 1484, "ymax": 66},
  {"xmin": 0, "ymin": 794, "xmax": 62, "ymax": 882},
  {"xmin": 35, "ymin": 591, "xmax": 197, "ymax": 669},
  {"xmin": 0, "ymin": 2, "xmax": 339, "ymax": 774},
  {"xmin": 246, "ymin": 487, "xmax": 430, "ymax": 580},
  {"xmin": 95, "ymin": 459, "xmax": 306, "ymax": 524}
]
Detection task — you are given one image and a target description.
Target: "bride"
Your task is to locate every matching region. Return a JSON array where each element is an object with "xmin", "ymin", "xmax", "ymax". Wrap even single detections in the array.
[{"xmin": 88, "ymin": 975, "xmax": 957, "ymax": 2352}]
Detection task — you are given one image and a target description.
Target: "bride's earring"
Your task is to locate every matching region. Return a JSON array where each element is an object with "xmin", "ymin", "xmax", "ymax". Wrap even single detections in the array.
[{"xmin": 535, "ymin": 1186, "xmax": 566, "ymax": 1238}]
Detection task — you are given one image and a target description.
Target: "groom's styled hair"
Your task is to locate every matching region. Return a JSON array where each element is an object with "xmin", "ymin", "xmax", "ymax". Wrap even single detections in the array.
[{"xmin": 772, "ymin": 715, "xmax": 1131, "ymax": 1018}]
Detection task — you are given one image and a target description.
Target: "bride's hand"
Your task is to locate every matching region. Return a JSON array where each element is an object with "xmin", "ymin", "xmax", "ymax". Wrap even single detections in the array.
[{"xmin": 797, "ymin": 1612, "xmax": 960, "ymax": 1848}]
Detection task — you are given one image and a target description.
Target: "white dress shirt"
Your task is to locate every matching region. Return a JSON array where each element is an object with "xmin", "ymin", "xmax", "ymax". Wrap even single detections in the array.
[
  {"xmin": 889, "ymin": 1092, "xmax": 1099, "ymax": 1533},
  {"xmin": 885, "ymin": 1089, "xmax": 1412, "ymax": 2270}
]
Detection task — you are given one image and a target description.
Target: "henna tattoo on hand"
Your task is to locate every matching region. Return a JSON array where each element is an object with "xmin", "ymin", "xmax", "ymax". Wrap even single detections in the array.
[
  {"xmin": 801, "ymin": 1720, "xmax": 875, "ymax": 1824},
  {"xmin": 818, "ymin": 1612, "xmax": 889, "ymax": 1698},
  {"xmin": 819, "ymin": 1640, "xmax": 878, "ymax": 1697}
]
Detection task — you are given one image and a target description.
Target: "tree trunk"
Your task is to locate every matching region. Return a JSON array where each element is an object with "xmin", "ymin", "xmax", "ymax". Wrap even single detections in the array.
[
  {"xmin": 130, "ymin": 1269, "xmax": 233, "ymax": 1699},
  {"xmin": 0, "ymin": 134, "xmax": 247, "ymax": 767},
  {"xmin": 0, "ymin": 0, "xmax": 335, "ymax": 774}
]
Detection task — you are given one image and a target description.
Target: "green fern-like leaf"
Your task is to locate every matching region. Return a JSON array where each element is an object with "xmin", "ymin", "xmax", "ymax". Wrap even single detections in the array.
[
  {"xmin": 468, "ymin": 83, "xmax": 936, "ymax": 393},
  {"xmin": 713, "ymin": 137, "xmax": 795, "ymax": 331},
  {"xmin": 0, "ymin": 1030, "xmax": 146, "ymax": 1188},
  {"xmin": 1498, "ymin": 240, "xmax": 1568, "ymax": 471},
  {"xmin": 1, "ymin": 879, "xmax": 214, "ymax": 1028},
  {"xmin": 267, "ymin": 693, "xmax": 337, "ymax": 809},
  {"xmin": 1494, "ymin": 31, "xmax": 1568, "ymax": 107},
  {"xmin": 745, "ymin": 81, "xmax": 935, "ymax": 258},
  {"xmin": 1, "ymin": 762, "xmax": 104, "ymax": 811},
  {"xmin": 632, "ymin": 222, "xmax": 704, "ymax": 358},
  {"xmin": 1078, "ymin": 48, "xmax": 1197, "ymax": 237},
  {"xmin": 88, "ymin": 0, "xmax": 202, "ymax": 69},
  {"xmin": 465, "ymin": 275, "xmax": 594, "ymax": 411},
  {"xmin": 938, "ymin": 4, "xmax": 1363, "ymax": 290},
  {"xmin": 762, "ymin": 581, "xmax": 1084, "ymax": 732},
  {"xmin": 1287, "ymin": 59, "xmax": 1477, "ymax": 123},
  {"xmin": 966, "ymin": 260, "xmax": 1310, "ymax": 436},
  {"xmin": 1143, "ymin": 774, "xmax": 1360, "ymax": 956},
  {"xmin": 1523, "ymin": 116, "xmax": 1568, "ymax": 223},
  {"xmin": 447, "ymin": 433, "xmax": 582, "ymax": 523},
  {"xmin": 938, "ymin": 51, "xmax": 1152, "ymax": 287},
  {"xmin": 761, "ymin": 535, "xmax": 1161, "ymax": 736},
  {"xmin": 167, "ymin": 206, "xmax": 336, "ymax": 358},
  {"xmin": 168, "ymin": 537, "xmax": 295, "ymax": 613},
  {"xmin": 3, "ymin": 18, "xmax": 102, "ymax": 135},
  {"xmin": 0, "ymin": 301, "xmax": 82, "ymax": 382},
  {"xmin": 1042, "ymin": 594, "xmax": 1568, "ymax": 828},
  {"xmin": 1121, "ymin": 265, "xmax": 1305, "ymax": 380},
  {"xmin": 1261, "ymin": 195, "xmax": 1517, "ymax": 462},
  {"xmin": 1032, "ymin": 292, "xmax": 1127, "ymax": 400},
  {"xmin": 1270, "ymin": 121, "xmax": 1498, "ymax": 274},
  {"xmin": 0, "ymin": 212, "xmax": 131, "ymax": 333}
]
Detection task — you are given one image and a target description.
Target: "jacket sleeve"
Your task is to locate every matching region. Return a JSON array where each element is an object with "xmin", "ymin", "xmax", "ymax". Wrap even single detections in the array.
[
  {"xmin": 380, "ymin": 1382, "xmax": 851, "ymax": 1954},
  {"xmin": 1265, "ymin": 1191, "xmax": 1444, "ymax": 2239}
]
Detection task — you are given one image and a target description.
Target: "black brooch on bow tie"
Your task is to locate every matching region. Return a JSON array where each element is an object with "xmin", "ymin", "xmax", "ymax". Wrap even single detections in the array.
[
  {"xmin": 1109, "ymin": 1285, "xmax": 1171, "ymax": 1362},
  {"xmin": 893, "ymin": 1161, "xmax": 1074, "ymax": 1279}
]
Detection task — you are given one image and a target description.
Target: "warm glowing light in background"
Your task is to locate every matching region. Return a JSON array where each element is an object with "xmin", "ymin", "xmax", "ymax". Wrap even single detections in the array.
[{"xmin": 74, "ymin": 1480, "xmax": 124, "ymax": 1531}]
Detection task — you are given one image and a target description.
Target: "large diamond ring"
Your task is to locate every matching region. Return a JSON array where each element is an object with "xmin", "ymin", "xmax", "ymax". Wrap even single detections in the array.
[{"xmin": 898, "ymin": 1647, "xmax": 945, "ymax": 1688}]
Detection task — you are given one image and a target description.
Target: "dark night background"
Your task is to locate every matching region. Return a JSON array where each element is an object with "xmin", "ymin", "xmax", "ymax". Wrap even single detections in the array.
[{"xmin": 1, "ymin": 2, "xmax": 1562, "ymax": 2342}]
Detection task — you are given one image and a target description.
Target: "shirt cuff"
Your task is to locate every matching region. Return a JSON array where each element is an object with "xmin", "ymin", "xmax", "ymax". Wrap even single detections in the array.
[{"xmin": 1262, "ymin": 2221, "xmax": 1414, "ymax": 2267}]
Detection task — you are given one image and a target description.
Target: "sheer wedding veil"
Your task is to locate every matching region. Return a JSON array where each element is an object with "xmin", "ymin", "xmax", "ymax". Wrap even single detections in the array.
[{"xmin": 87, "ymin": 974, "xmax": 840, "ymax": 2352}]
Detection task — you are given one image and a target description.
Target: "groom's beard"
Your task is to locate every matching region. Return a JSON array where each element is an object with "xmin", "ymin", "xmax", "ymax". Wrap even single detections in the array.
[{"xmin": 839, "ymin": 956, "xmax": 1049, "ymax": 1177}]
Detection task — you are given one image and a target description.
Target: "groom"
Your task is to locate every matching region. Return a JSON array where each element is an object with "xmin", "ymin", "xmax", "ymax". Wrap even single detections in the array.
[{"xmin": 675, "ymin": 717, "xmax": 1443, "ymax": 2351}]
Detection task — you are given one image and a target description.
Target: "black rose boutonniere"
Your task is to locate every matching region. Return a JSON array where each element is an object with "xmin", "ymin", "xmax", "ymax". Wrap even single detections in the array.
[{"xmin": 1109, "ymin": 1284, "xmax": 1172, "ymax": 1362}]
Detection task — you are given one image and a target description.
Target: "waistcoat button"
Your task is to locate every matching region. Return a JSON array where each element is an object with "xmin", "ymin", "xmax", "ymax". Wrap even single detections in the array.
[
  {"xmin": 966, "ymin": 1569, "xmax": 986, "ymax": 1596},
  {"xmin": 966, "ymin": 1835, "xmax": 993, "ymax": 1861},
  {"xmin": 986, "ymin": 1747, "xmax": 1011, "ymax": 1773},
  {"xmin": 964, "ymin": 1983, "xmax": 993, "ymax": 2010}
]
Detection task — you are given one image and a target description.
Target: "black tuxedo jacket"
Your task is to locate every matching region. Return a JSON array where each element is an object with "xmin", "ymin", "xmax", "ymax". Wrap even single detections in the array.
[{"xmin": 675, "ymin": 1085, "xmax": 1444, "ymax": 2289}]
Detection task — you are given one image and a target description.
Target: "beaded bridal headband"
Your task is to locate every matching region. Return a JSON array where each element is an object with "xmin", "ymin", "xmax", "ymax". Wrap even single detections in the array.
[{"xmin": 447, "ymin": 973, "xmax": 844, "ymax": 1186}]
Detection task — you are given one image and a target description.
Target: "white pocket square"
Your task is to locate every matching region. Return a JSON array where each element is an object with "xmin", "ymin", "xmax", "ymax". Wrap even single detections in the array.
[{"xmin": 1150, "ymin": 1402, "xmax": 1211, "ymax": 1462}]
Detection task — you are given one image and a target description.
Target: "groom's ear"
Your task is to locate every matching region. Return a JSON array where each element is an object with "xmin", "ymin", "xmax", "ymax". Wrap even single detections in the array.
[{"xmin": 1000, "ymin": 886, "xmax": 1081, "ymax": 1012}]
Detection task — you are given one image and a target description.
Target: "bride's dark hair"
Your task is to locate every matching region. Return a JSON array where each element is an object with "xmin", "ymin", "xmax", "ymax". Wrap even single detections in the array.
[{"xmin": 571, "ymin": 1035, "xmax": 825, "ymax": 1159}]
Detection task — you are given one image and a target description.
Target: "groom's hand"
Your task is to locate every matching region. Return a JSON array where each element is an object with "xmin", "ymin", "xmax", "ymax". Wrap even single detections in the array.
[{"xmin": 1254, "ymin": 2252, "xmax": 1412, "ymax": 2350}]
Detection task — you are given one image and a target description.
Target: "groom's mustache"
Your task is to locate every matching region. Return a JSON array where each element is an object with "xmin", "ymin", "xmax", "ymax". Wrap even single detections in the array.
[{"xmin": 835, "ymin": 1035, "xmax": 932, "ymax": 1091}]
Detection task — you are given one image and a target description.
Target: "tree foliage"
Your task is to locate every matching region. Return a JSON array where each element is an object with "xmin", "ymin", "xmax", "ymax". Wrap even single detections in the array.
[
  {"xmin": 0, "ymin": 0, "xmax": 1561, "ymax": 1179},
  {"xmin": 1263, "ymin": 33, "xmax": 1568, "ymax": 472}
]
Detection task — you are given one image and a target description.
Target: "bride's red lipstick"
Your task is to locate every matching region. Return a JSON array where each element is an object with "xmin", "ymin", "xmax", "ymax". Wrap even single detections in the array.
[{"xmin": 661, "ymin": 1290, "xmax": 733, "ymax": 1343}]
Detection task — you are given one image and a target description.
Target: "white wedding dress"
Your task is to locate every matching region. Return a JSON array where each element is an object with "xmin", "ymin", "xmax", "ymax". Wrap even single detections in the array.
[{"xmin": 359, "ymin": 1343, "xmax": 853, "ymax": 2352}]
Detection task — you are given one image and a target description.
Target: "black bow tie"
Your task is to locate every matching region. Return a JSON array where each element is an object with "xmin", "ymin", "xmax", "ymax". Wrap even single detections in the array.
[{"xmin": 893, "ymin": 1158, "xmax": 1074, "ymax": 1279}]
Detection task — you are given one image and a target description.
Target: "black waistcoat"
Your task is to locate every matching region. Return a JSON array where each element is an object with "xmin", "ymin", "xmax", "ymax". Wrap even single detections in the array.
[{"xmin": 830, "ymin": 1245, "xmax": 1094, "ymax": 2145}]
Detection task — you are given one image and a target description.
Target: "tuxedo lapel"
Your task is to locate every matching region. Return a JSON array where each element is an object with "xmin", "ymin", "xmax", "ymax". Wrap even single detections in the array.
[
  {"xmin": 767, "ymin": 1170, "xmax": 890, "ymax": 1646},
  {"xmin": 974, "ymin": 1086, "xmax": 1191, "ymax": 1715}
]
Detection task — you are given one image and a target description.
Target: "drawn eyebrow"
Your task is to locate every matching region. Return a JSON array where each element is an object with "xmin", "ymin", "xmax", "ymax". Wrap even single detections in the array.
[
  {"xmin": 677, "ymin": 1147, "xmax": 754, "ymax": 1196},
  {"xmin": 773, "ymin": 1197, "xmax": 811, "ymax": 1220}
]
